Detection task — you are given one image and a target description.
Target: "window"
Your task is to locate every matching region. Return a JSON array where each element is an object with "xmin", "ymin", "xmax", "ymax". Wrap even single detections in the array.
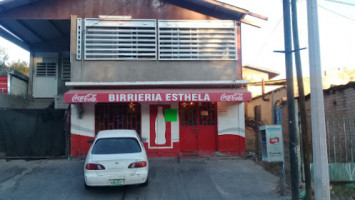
[
  {"xmin": 61, "ymin": 52, "xmax": 70, "ymax": 81},
  {"xmin": 92, "ymin": 138, "xmax": 141, "ymax": 154},
  {"xmin": 77, "ymin": 19, "xmax": 238, "ymax": 61},
  {"xmin": 158, "ymin": 20, "xmax": 237, "ymax": 60},
  {"xmin": 36, "ymin": 62, "xmax": 56, "ymax": 77},
  {"xmin": 79, "ymin": 19, "xmax": 157, "ymax": 60}
]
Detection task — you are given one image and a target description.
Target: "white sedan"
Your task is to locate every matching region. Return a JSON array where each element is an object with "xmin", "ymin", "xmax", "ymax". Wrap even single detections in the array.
[{"xmin": 84, "ymin": 129, "xmax": 149, "ymax": 189}]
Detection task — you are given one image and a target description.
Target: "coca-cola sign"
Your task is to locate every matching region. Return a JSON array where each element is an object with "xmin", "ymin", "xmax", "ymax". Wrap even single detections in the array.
[
  {"xmin": 71, "ymin": 94, "xmax": 97, "ymax": 103},
  {"xmin": 220, "ymin": 93, "xmax": 244, "ymax": 101},
  {"xmin": 270, "ymin": 137, "xmax": 280, "ymax": 144},
  {"xmin": 64, "ymin": 89, "xmax": 251, "ymax": 103}
]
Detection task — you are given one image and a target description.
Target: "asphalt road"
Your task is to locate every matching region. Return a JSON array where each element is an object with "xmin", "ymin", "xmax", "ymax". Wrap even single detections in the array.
[{"xmin": 0, "ymin": 157, "xmax": 290, "ymax": 200}]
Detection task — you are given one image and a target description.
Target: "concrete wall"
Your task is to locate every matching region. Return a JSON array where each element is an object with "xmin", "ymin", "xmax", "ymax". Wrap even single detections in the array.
[
  {"xmin": 71, "ymin": 60, "xmax": 238, "ymax": 82},
  {"xmin": 32, "ymin": 52, "xmax": 69, "ymax": 98},
  {"xmin": 217, "ymin": 102, "xmax": 246, "ymax": 154},
  {"xmin": 0, "ymin": 93, "xmax": 53, "ymax": 109},
  {"xmin": 9, "ymin": 76, "xmax": 27, "ymax": 96},
  {"xmin": 243, "ymin": 68, "xmax": 269, "ymax": 82},
  {"xmin": 217, "ymin": 102, "xmax": 245, "ymax": 137},
  {"xmin": 246, "ymin": 87, "xmax": 287, "ymax": 125},
  {"xmin": 71, "ymin": 103, "xmax": 96, "ymax": 138}
]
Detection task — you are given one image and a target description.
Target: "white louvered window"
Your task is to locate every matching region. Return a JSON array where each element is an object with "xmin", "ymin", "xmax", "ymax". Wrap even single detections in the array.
[
  {"xmin": 158, "ymin": 20, "xmax": 237, "ymax": 60},
  {"xmin": 36, "ymin": 62, "xmax": 56, "ymax": 77},
  {"xmin": 61, "ymin": 52, "xmax": 71, "ymax": 81},
  {"xmin": 82, "ymin": 19, "xmax": 157, "ymax": 60}
]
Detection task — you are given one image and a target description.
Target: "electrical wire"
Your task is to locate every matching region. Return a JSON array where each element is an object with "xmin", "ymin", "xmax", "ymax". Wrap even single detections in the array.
[
  {"xmin": 85, "ymin": 0, "xmax": 139, "ymax": 31},
  {"xmin": 318, "ymin": 4, "xmax": 355, "ymax": 22},
  {"xmin": 324, "ymin": 0, "xmax": 355, "ymax": 7}
]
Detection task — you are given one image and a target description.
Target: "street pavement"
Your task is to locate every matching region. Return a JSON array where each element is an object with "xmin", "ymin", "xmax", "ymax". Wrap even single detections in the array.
[{"xmin": 0, "ymin": 157, "xmax": 290, "ymax": 200}]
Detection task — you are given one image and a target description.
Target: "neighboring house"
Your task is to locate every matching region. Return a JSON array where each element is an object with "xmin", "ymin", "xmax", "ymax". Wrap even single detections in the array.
[
  {"xmin": 0, "ymin": 0, "xmax": 267, "ymax": 157},
  {"xmin": 0, "ymin": 69, "xmax": 28, "ymax": 96},
  {"xmin": 243, "ymin": 65, "xmax": 279, "ymax": 82},
  {"xmin": 243, "ymin": 65, "xmax": 280, "ymax": 97},
  {"xmin": 246, "ymin": 87, "xmax": 286, "ymax": 126}
]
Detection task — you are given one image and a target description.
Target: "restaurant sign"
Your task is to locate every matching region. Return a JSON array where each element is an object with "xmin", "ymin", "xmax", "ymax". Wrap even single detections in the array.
[{"xmin": 64, "ymin": 89, "xmax": 252, "ymax": 103}]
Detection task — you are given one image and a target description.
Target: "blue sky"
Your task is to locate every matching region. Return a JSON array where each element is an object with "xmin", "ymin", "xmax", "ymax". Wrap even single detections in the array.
[{"xmin": 1, "ymin": 0, "xmax": 354, "ymax": 78}]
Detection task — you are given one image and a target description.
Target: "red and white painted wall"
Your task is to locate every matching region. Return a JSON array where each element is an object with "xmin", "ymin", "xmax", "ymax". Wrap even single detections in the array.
[
  {"xmin": 217, "ymin": 102, "xmax": 246, "ymax": 155},
  {"xmin": 70, "ymin": 103, "xmax": 96, "ymax": 156},
  {"xmin": 69, "ymin": 101, "xmax": 246, "ymax": 157}
]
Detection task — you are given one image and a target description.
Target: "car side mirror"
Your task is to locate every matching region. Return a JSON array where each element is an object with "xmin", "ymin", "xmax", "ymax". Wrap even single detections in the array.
[{"xmin": 87, "ymin": 139, "xmax": 94, "ymax": 144}]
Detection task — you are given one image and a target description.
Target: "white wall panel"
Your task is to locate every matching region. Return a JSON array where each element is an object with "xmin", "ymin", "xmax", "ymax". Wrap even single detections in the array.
[
  {"xmin": 9, "ymin": 77, "xmax": 27, "ymax": 96},
  {"xmin": 141, "ymin": 102, "xmax": 179, "ymax": 147},
  {"xmin": 71, "ymin": 103, "xmax": 95, "ymax": 137},
  {"xmin": 33, "ymin": 52, "xmax": 58, "ymax": 98},
  {"xmin": 217, "ymin": 102, "xmax": 245, "ymax": 137}
]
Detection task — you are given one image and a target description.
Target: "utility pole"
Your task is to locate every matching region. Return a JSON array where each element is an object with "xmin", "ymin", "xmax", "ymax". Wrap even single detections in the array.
[
  {"xmin": 306, "ymin": 0, "xmax": 331, "ymax": 199},
  {"xmin": 291, "ymin": 0, "xmax": 312, "ymax": 199},
  {"xmin": 282, "ymin": 0, "xmax": 300, "ymax": 199}
]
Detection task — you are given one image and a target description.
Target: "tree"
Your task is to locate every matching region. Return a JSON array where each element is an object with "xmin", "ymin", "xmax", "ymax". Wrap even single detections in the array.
[
  {"xmin": 7, "ymin": 60, "xmax": 29, "ymax": 76},
  {"xmin": 0, "ymin": 46, "xmax": 8, "ymax": 68}
]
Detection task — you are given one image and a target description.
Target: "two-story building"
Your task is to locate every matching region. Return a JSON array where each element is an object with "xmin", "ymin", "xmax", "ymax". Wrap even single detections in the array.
[{"xmin": 0, "ymin": 0, "xmax": 266, "ymax": 157}]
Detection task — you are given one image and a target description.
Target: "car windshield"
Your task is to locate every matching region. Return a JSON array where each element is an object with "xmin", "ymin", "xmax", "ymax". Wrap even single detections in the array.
[{"xmin": 91, "ymin": 138, "xmax": 141, "ymax": 154}]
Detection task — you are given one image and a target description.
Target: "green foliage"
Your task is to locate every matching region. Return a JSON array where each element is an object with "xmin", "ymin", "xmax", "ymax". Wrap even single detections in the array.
[
  {"xmin": 6, "ymin": 60, "xmax": 29, "ymax": 76},
  {"xmin": 0, "ymin": 46, "xmax": 29, "ymax": 76}
]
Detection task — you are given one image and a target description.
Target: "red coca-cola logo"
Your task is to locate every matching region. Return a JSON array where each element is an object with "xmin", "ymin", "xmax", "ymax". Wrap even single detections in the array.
[
  {"xmin": 220, "ymin": 93, "xmax": 244, "ymax": 101},
  {"xmin": 270, "ymin": 137, "xmax": 280, "ymax": 144},
  {"xmin": 72, "ymin": 94, "xmax": 97, "ymax": 103}
]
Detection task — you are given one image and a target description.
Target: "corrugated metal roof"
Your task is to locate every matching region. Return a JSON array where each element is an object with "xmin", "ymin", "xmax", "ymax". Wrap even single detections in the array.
[
  {"xmin": 0, "ymin": 0, "xmax": 266, "ymax": 49},
  {"xmin": 0, "ymin": 0, "xmax": 42, "ymax": 13},
  {"xmin": 0, "ymin": 19, "xmax": 70, "ymax": 50}
]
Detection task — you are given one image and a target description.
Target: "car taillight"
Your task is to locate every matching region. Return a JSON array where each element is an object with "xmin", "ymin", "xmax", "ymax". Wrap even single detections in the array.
[
  {"xmin": 85, "ymin": 163, "xmax": 105, "ymax": 170},
  {"xmin": 128, "ymin": 161, "xmax": 147, "ymax": 168}
]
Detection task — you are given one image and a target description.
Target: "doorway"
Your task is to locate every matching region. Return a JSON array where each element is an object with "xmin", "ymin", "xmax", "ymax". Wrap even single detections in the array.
[
  {"xmin": 95, "ymin": 103, "xmax": 141, "ymax": 135},
  {"xmin": 179, "ymin": 102, "xmax": 217, "ymax": 152}
]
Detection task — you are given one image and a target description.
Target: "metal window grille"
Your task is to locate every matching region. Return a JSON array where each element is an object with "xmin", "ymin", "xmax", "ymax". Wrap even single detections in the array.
[
  {"xmin": 158, "ymin": 20, "xmax": 237, "ymax": 60},
  {"xmin": 199, "ymin": 102, "xmax": 216, "ymax": 125},
  {"xmin": 179, "ymin": 103, "xmax": 198, "ymax": 126},
  {"xmin": 82, "ymin": 19, "xmax": 157, "ymax": 60},
  {"xmin": 95, "ymin": 103, "xmax": 141, "ymax": 136},
  {"xmin": 77, "ymin": 18, "xmax": 82, "ymax": 60},
  {"xmin": 61, "ymin": 52, "xmax": 71, "ymax": 81},
  {"xmin": 36, "ymin": 62, "xmax": 56, "ymax": 77}
]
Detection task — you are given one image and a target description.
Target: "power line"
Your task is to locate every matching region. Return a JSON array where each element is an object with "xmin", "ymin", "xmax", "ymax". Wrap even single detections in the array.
[
  {"xmin": 85, "ymin": 0, "xmax": 139, "ymax": 31},
  {"xmin": 318, "ymin": 4, "xmax": 355, "ymax": 22},
  {"xmin": 324, "ymin": 0, "xmax": 355, "ymax": 7}
]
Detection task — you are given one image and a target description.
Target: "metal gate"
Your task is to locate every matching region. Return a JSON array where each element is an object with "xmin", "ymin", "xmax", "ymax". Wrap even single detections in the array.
[{"xmin": 95, "ymin": 103, "xmax": 141, "ymax": 135}]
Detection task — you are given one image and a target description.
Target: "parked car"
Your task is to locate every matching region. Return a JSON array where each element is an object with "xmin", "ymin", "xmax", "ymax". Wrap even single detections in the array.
[{"xmin": 84, "ymin": 129, "xmax": 149, "ymax": 189}]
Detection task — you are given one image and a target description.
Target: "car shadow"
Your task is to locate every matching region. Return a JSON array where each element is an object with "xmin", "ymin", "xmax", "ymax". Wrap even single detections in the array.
[{"xmin": 85, "ymin": 185, "xmax": 143, "ymax": 194}]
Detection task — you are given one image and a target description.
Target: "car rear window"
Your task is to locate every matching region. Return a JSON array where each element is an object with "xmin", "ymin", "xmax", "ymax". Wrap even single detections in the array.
[{"xmin": 91, "ymin": 138, "xmax": 142, "ymax": 154}]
